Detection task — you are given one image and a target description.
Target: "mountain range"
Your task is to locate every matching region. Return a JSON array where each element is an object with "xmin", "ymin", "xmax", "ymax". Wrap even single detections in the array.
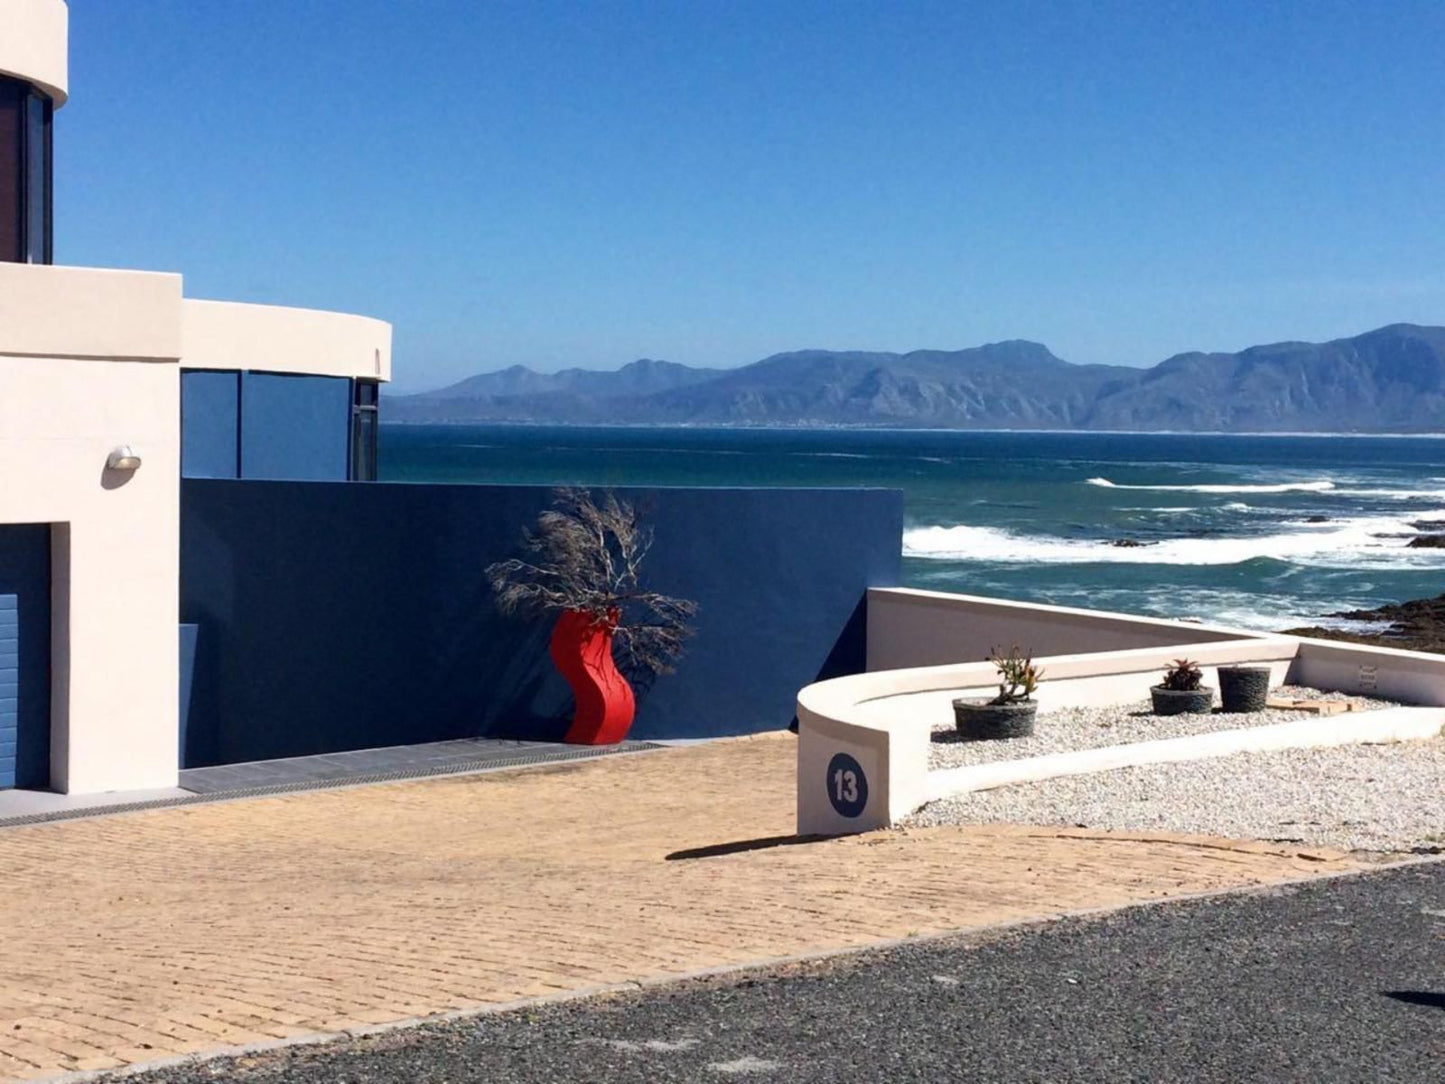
[{"xmin": 385, "ymin": 323, "xmax": 1445, "ymax": 432}]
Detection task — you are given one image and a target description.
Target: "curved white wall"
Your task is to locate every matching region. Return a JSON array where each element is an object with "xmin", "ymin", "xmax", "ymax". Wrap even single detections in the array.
[
  {"xmin": 182, "ymin": 299, "xmax": 392, "ymax": 382},
  {"xmin": 796, "ymin": 636, "xmax": 1303, "ymax": 837},
  {"xmin": 0, "ymin": 0, "xmax": 68, "ymax": 104},
  {"xmin": 867, "ymin": 588, "xmax": 1257, "ymax": 672}
]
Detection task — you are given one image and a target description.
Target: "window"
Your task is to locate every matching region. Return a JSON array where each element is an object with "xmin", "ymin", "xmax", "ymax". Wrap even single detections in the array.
[
  {"xmin": 350, "ymin": 380, "xmax": 379, "ymax": 481},
  {"xmin": 23, "ymin": 92, "xmax": 50, "ymax": 263},
  {"xmin": 0, "ymin": 76, "xmax": 51, "ymax": 264}
]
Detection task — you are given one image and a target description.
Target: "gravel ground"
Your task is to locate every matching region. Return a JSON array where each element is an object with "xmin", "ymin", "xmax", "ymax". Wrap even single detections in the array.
[
  {"xmin": 911, "ymin": 737, "xmax": 1445, "ymax": 852},
  {"xmin": 930, "ymin": 685, "xmax": 1403, "ymax": 770},
  {"xmin": 98, "ymin": 863, "xmax": 1445, "ymax": 1083}
]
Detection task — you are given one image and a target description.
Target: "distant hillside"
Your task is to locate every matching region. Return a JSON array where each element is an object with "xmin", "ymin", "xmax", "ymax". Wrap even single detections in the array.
[{"xmin": 385, "ymin": 324, "xmax": 1445, "ymax": 432}]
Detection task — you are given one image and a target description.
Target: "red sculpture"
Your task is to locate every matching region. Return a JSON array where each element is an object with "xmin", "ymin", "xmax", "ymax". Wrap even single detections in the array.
[
  {"xmin": 488, "ymin": 491, "xmax": 695, "ymax": 745},
  {"xmin": 550, "ymin": 607, "xmax": 637, "ymax": 745}
]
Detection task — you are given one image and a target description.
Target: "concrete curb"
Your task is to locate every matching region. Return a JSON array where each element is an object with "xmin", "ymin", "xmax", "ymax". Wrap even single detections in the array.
[
  {"xmin": 925, "ymin": 705, "xmax": 1445, "ymax": 802},
  {"xmin": 30, "ymin": 851, "xmax": 1444, "ymax": 1084}
]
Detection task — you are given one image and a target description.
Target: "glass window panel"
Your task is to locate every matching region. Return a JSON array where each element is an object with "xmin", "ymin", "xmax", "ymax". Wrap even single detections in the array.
[
  {"xmin": 0, "ymin": 84, "xmax": 22, "ymax": 262},
  {"xmin": 24, "ymin": 94, "xmax": 47, "ymax": 263}
]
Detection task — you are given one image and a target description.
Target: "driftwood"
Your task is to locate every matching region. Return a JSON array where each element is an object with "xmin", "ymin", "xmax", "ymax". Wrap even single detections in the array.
[{"xmin": 486, "ymin": 488, "xmax": 697, "ymax": 675}]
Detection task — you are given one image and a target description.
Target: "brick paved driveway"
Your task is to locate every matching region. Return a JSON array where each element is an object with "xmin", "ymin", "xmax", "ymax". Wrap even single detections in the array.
[{"xmin": 0, "ymin": 734, "xmax": 1364, "ymax": 1080}]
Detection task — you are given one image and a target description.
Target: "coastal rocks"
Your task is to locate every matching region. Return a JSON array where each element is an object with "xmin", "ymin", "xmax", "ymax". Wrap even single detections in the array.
[
  {"xmin": 1407, "ymin": 534, "xmax": 1445, "ymax": 548},
  {"xmin": 1110, "ymin": 538, "xmax": 1154, "ymax": 548},
  {"xmin": 1282, "ymin": 593, "xmax": 1445, "ymax": 654}
]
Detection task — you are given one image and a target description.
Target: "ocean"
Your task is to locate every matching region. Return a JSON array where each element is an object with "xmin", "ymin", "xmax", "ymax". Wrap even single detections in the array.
[{"xmin": 381, "ymin": 425, "xmax": 1445, "ymax": 633}]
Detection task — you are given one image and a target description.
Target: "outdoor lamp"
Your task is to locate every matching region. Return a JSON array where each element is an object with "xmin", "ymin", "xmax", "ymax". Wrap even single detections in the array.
[{"xmin": 106, "ymin": 445, "xmax": 142, "ymax": 471}]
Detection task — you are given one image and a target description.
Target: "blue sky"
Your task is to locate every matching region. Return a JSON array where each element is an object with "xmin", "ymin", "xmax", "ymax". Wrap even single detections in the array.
[{"xmin": 61, "ymin": 0, "xmax": 1445, "ymax": 391}]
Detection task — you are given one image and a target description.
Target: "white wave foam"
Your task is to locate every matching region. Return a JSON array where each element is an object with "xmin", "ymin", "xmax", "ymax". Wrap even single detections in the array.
[
  {"xmin": 1084, "ymin": 476, "xmax": 1336, "ymax": 495},
  {"xmin": 1086, "ymin": 475, "xmax": 1445, "ymax": 501},
  {"xmin": 1332, "ymin": 486, "xmax": 1445, "ymax": 500},
  {"xmin": 1221, "ymin": 502, "xmax": 1251, "ymax": 512},
  {"xmin": 902, "ymin": 514, "xmax": 1445, "ymax": 568}
]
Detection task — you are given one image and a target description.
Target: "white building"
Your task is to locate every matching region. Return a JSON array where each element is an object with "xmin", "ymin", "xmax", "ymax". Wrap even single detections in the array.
[{"xmin": 0, "ymin": 0, "xmax": 391, "ymax": 795}]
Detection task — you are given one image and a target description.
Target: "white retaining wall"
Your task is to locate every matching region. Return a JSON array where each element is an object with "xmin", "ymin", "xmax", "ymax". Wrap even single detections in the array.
[
  {"xmin": 799, "ymin": 591, "xmax": 1445, "ymax": 838},
  {"xmin": 867, "ymin": 587, "xmax": 1258, "ymax": 672}
]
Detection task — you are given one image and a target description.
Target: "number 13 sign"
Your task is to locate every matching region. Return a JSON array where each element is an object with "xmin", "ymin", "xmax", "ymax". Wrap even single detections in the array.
[{"xmin": 826, "ymin": 752, "xmax": 869, "ymax": 818}]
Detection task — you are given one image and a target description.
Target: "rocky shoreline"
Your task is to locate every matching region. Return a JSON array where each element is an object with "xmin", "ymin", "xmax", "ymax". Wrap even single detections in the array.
[{"xmin": 1282, "ymin": 593, "xmax": 1445, "ymax": 654}]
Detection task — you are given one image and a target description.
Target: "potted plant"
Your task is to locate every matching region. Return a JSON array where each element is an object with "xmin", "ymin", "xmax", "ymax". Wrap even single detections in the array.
[
  {"xmin": 1217, "ymin": 665, "xmax": 1272, "ymax": 713},
  {"xmin": 1151, "ymin": 658, "xmax": 1214, "ymax": 715},
  {"xmin": 952, "ymin": 646, "xmax": 1043, "ymax": 741},
  {"xmin": 486, "ymin": 488, "xmax": 697, "ymax": 745}
]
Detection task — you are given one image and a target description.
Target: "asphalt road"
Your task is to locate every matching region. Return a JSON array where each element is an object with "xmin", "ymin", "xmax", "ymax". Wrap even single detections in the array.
[{"xmin": 115, "ymin": 861, "xmax": 1444, "ymax": 1083}]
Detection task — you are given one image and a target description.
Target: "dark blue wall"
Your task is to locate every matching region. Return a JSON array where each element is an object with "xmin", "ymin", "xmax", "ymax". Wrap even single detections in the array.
[
  {"xmin": 0, "ymin": 524, "xmax": 49, "ymax": 789},
  {"xmin": 181, "ymin": 371, "xmax": 351, "ymax": 481},
  {"xmin": 179, "ymin": 480, "xmax": 902, "ymax": 766},
  {"xmin": 178, "ymin": 623, "xmax": 198, "ymax": 763}
]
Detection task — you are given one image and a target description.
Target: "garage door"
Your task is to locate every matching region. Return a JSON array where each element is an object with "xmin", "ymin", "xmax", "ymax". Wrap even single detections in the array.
[{"xmin": 0, "ymin": 525, "xmax": 50, "ymax": 790}]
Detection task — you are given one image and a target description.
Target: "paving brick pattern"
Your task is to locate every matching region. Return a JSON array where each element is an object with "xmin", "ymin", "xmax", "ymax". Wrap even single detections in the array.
[{"xmin": 0, "ymin": 734, "xmax": 1363, "ymax": 1080}]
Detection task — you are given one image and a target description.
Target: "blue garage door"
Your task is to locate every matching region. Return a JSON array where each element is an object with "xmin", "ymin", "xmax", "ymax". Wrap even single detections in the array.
[{"xmin": 0, "ymin": 525, "xmax": 50, "ymax": 790}]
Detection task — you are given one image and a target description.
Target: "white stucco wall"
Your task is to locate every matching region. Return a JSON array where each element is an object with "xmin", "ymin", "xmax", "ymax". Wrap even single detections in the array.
[
  {"xmin": 182, "ymin": 299, "xmax": 393, "ymax": 382},
  {"xmin": 0, "ymin": 0, "xmax": 68, "ymax": 104},
  {"xmin": 866, "ymin": 587, "xmax": 1259, "ymax": 672},
  {"xmin": 0, "ymin": 263, "xmax": 182, "ymax": 793},
  {"xmin": 797, "ymin": 635, "xmax": 1297, "ymax": 836}
]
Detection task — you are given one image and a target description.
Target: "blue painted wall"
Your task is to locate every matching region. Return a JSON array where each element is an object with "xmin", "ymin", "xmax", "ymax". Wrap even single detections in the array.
[
  {"xmin": 181, "ymin": 371, "xmax": 351, "ymax": 481},
  {"xmin": 179, "ymin": 480, "xmax": 902, "ymax": 766},
  {"xmin": 0, "ymin": 525, "xmax": 49, "ymax": 789},
  {"xmin": 178, "ymin": 623, "xmax": 198, "ymax": 763}
]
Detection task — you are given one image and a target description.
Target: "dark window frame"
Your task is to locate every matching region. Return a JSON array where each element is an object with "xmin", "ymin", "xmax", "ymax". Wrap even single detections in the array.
[
  {"xmin": 22, "ymin": 88, "xmax": 52, "ymax": 263},
  {"xmin": 0, "ymin": 75, "xmax": 52, "ymax": 265},
  {"xmin": 349, "ymin": 379, "xmax": 380, "ymax": 481}
]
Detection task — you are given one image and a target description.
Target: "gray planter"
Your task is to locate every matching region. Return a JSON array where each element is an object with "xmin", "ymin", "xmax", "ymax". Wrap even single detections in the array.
[
  {"xmin": 1150, "ymin": 685, "xmax": 1214, "ymax": 715},
  {"xmin": 952, "ymin": 699, "xmax": 1038, "ymax": 741},
  {"xmin": 1218, "ymin": 666, "xmax": 1271, "ymax": 713}
]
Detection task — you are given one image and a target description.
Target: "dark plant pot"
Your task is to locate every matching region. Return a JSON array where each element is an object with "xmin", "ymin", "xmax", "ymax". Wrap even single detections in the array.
[
  {"xmin": 952, "ymin": 699, "xmax": 1038, "ymax": 741},
  {"xmin": 1150, "ymin": 685, "xmax": 1214, "ymax": 715},
  {"xmin": 1218, "ymin": 666, "xmax": 1271, "ymax": 713}
]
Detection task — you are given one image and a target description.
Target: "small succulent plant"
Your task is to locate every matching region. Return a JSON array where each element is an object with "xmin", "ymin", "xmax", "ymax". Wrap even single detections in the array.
[
  {"xmin": 1161, "ymin": 658, "xmax": 1205, "ymax": 691},
  {"xmin": 988, "ymin": 645, "xmax": 1043, "ymax": 705}
]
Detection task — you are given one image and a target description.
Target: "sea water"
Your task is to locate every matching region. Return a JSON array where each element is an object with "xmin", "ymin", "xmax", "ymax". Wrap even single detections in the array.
[{"xmin": 381, "ymin": 425, "xmax": 1445, "ymax": 632}]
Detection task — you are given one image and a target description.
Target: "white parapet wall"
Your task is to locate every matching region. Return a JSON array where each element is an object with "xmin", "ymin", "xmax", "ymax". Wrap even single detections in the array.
[
  {"xmin": 0, "ymin": 263, "xmax": 183, "ymax": 793},
  {"xmin": 1289, "ymin": 636, "xmax": 1445, "ymax": 704},
  {"xmin": 798, "ymin": 589, "xmax": 1445, "ymax": 838},
  {"xmin": 182, "ymin": 299, "xmax": 393, "ymax": 381},
  {"xmin": 866, "ymin": 587, "xmax": 1262, "ymax": 672},
  {"xmin": 0, "ymin": 0, "xmax": 68, "ymax": 104}
]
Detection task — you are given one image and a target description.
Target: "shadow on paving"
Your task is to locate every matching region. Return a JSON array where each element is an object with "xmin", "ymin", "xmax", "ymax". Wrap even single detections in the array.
[
  {"xmin": 103, "ymin": 860, "xmax": 1444, "ymax": 1084},
  {"xmin": 665, "ymin": 834, "xmax": 823, "ymax": 860}
]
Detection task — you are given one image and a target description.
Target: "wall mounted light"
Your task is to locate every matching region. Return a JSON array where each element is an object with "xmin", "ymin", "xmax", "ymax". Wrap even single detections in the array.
[{"xmin": 105, "ymin": 445, "xmax": 142, "ymax": 472}]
